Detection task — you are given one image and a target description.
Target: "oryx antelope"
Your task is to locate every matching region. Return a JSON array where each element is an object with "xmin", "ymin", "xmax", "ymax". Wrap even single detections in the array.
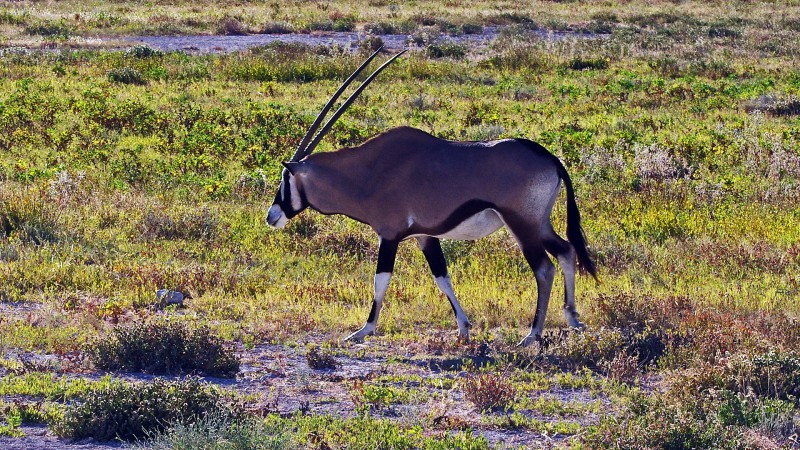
[{"xmin": 266, "ymin": 48, "xmax": 597, "ymax": 346}]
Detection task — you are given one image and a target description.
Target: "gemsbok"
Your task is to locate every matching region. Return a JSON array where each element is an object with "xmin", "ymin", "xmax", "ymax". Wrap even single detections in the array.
[{"xmin": 266, "ymin": 48, "xmax": 597, "ymax": 346}]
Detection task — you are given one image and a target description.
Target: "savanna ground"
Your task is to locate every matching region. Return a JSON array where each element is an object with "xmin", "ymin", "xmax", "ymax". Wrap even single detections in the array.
[{"xmin": 1, "ymin": 0, "xmax": 800, "ymax": 448}]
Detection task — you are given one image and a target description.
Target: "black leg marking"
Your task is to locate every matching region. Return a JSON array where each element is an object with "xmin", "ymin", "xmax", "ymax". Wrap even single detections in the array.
[
  {"xmin": 376, "ymin": 239, "xmax": 399, "ymax": 274},
  {"xmin": 345, "ymin": 238, "xmax": 399, "ymax": 342},
  {"xmin": 417, "ymin": 236, "xmax": 448, "ymax": 278},
  {"xmin": 367, "ymin": 300, "xmax": 379, "ymax": 323},
  {"xmin": 417, "ymin": 236, "xmax": 471, "ymax": 338}
]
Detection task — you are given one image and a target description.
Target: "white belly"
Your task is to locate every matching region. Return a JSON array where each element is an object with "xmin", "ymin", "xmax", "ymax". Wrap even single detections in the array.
[{"xmin": 436, "ymin": 209, "xmax": 504, "ymax": 240}]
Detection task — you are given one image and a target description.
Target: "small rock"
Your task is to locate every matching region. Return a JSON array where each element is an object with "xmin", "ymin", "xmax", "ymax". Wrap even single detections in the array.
[{"xmin": 156, "ymin": 289, "xmax": 185, "ymax": 306}]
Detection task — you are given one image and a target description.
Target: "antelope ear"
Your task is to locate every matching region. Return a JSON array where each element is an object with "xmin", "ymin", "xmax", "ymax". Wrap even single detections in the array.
[{"xmin": 281, "ymin": 161, "xmax": 301, "ymax": 175}]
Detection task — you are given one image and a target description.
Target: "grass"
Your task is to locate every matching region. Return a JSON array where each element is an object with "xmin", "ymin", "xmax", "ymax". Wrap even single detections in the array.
[{"xmin": 0, "ymin": 1, "xmax": 799, "ymax": 448}]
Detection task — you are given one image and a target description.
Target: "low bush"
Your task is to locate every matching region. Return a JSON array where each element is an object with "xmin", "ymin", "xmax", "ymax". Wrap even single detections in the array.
[
  {"xmin": 140, "ymin": 208, "xmax": 219, "ymax": 241},
  {"xmin": 108, "ymin": 67, "xmax": 147, "ymax": 85},
  {"xmin": 462, "ymin": 373, "xmax": 516, "ymax": 412},
  {"xmin": 0, "ymin": 399, "xmax": 61, "ymax": 426},
  {"xmin": 218, "ymin": 17, "xmax": 248, "ymax": 36},
  {"xmin": 306, "ymin": 344, "xmax": 338, "ymax": 370},
  {"xmin": 481, "ymin": 39, "xmax": 550, "ymax": 71},
  {"xmin": 258, "ymin": 21, "xmax": 294, "ymax": 34},
  {"xmin": 133, "ymin": 412, "xmax": 295, "ymax": 450},
  {"xmin": 0, "ymin": 188, "xmax": 61, "ymax": 245},
  {"xmin": 53, "ymin": 377, "xmax": 242, "ymax": 441},
  {"xmin": 87, "ymin": 319, "xmax": 240, "ymax": 377},
  {"xmin": 565, "ymin": 57, "xmax": 609, "ymax": 71},
  {"xmin": 0, "ymin": 10, "xmax": 27, "ymax": 26},
  {"xmin": 765, "ymin": 96, "xmax": 800, "ymax": 117},
  {"xmin": 350, "ymin": 380, "xmax": 403, "ymax": 414},
  {"xmin": 725, "ymin": 351, "xmax": 800, "ymax": 404},
  {"xmin": 425, "ymin": 41, "xmax": 467, "ymax": 59},
  {"xmin": 24, "ymin": 20, "xmax": 70, "ymax": 38},
  {"xmin": 585, "ymin": 390, "xmax": 745, "ymax": 449},
  {"xmin": 546, "ymin": 325, "xmax": 668, "ymax": 377},
  {"xmin": 586, "ymin": 379, "xmax": 798, "ymax": 449},
  {"xmin": 461, "ymin": 22, "xmax": 483, "ymax": 35},
  {"xmin": 548, "ymin": 328, "xmax": 627, "ymax": 370},
  {"xmin": 125, "ymin": 45, "xmax": 163, "ymax": 59},
  {"xmin": 715, "ymin": 390, "xmax": 796, "ymax": 433},
  {"xmin": 591, "ymin": 293, "xmax": 694, "ymax": 332},
  {"xmin": 358, "ymin": 35, "xmax": 384, "ymax": 53}
]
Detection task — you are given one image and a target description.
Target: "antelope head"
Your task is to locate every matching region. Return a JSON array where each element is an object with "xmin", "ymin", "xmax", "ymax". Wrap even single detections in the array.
[{"xmin": 266, "ymin": 47, "xmax": 406, "ymax": 229}]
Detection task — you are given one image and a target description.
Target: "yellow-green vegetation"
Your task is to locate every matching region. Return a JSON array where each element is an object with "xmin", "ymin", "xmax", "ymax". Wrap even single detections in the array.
[{"xmin": 1, "ymin": 0, "xmax": 799, "ymax": 448}]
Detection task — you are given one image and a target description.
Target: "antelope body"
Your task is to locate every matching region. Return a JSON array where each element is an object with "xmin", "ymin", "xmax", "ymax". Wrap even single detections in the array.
[{"xmin": 266, "ymin": 49, "xmax": 596, "ymax": 346}]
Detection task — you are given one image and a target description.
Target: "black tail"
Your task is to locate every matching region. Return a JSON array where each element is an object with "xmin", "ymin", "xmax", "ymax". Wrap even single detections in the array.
[{"xmin": 555, "ymin": 161, "xmax": 598, "ymax": 279}]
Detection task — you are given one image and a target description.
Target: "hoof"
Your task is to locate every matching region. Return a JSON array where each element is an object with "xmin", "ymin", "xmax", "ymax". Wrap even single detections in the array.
[
  {"xmin": 457, "ymin": 320, "xmax": 472, "ymax": 343},
  {"xmin": 344, "ymin": 326, "xmax": 374, "ymax": 343},
  {"xmin": 517, "ymin": 334, "xmax": 541, "ymax": 348},
  {"xmin": 565, "ymin": 309, "xmax": 585, "ymax": 329}
]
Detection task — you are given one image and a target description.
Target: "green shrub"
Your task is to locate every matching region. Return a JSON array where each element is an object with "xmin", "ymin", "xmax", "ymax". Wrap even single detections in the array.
[
  {"xmin": 725, "ymin": 351, "xmax": 800, "ymax": 404},
  {"xmin": 217, "ymin": 17, "xmax": 248, "ymax": 36},
  {"xmin": 0, "ymin": 10, "xmax": 27, "ymax": 26},
  {"xmin": 461, "ymin": 22, "xmax": 483, "ymax": 35},
  {"xmin": 87, "ymin": 319, "xmax": 240, "ymax": 377},
  {"xmin": 349, "ymin": 380, "xmax": 402, "ymax": 415},
  {"xmin": 565, "ymin": 56, "xmax": 609, "ymax": 71},
  {"xmin": 257, "ymin": 21, "xmax": 294, "ymax": 34},
  {"xmin": 0, "ymin": 188, "xmax": 60, "ymax": 245},
  {"xmin": 688, "ymin": 58, "xmax": 735, "ymax": 79},
  {"xmin": 133, "ymin": 412, "xmax": 295, "ymax": 450},
  {"xmin": 549, "ymin": 328, "xmax": 627, "ymax": 370},
  {"xmin": 24, "ymin": 20, "xmax": 70, "ymax": 38},
  {"xmin": 308, "ymin": 15, "xmax": 356, "ymax": 32},
  {"xmin": 108, "ymin": 67, "xmax": 147, "ymax": 85},
  {"xmin": 715, "ymin": 390, "xmax": 795, "ymax": 431},
  {"xmin": 125, "ymin": 45, "xmax": 163, "ymax": 59},
  {"xmin": 53, "ymin": 377, "xmax": 242, "ymax": 441},
  {"xmin": 708, "ymin": 24, "xmax": 741, "ymax": 38},
  {"xmin": 332, "ymin": 16, "xmax": 356, "ymax": 32},
  {"xmin": 765, "ymin": 96, "xmax": 800, "ymax": 117},
  {"xmin": 140, "ymin": 208, "xmax": 219, "ymax": 241},
  {"xmin": 482, "ymin": 39, "xmax": 550, "ymax": 71},
  {"xmin": 425, "ymin": 41, "xmax": 467, "ymax": 59},
  {"xmin": 291, "ymin": 414, "xmax": 490, "ymax": 450},
  {"xmin": 358, "ymin": 35, "xmax": 384, "ymax": 52},
  {"xmin": 648, "ymin": 56, "xmax": 682, "ymax": 77},
  {"xmin": 585, "ymin": 390, "xmax": 745, "ymax": 449},
  {"xmin": 586, "ymin": 382, "xmax": 798, "ymax": 449},
  {"xmin": 0, "ymin": 399, "xmax": 61, "ymax": 426}
]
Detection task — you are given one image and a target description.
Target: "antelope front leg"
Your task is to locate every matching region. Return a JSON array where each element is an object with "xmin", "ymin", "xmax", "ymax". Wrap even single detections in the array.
[
  {"xmin": 345, "ymin": 238, "xmax": 398, "ymax": 342},
  {"xmin": 417, "ymin": 237, "xmax": 472, "ymax": 341}
]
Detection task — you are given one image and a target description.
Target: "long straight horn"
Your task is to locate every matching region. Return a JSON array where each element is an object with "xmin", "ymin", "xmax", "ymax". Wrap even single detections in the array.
[
  {"xmin": 289, "ymin": 46, "xmax": 386, "ymax": 162},
  {"xmin": 302, "ymin": 49, "xmax": 407, "ymax": 157}
]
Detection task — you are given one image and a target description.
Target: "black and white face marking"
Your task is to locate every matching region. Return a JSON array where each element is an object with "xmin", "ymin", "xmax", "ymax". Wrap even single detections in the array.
[{"xmin": 266, "ymin": 168, "xmax": 306, "ymax": 229}]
